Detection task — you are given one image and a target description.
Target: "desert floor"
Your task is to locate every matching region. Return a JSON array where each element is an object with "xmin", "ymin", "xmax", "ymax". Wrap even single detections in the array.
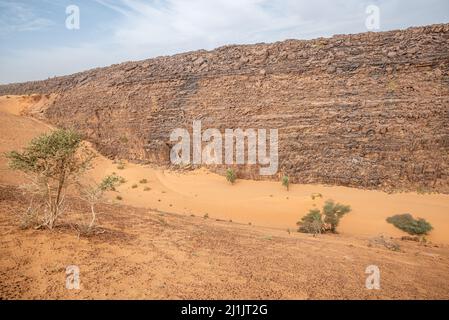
[{"xmin": 1, "ymin": 95, "xmax": 449, "ymax": 299}]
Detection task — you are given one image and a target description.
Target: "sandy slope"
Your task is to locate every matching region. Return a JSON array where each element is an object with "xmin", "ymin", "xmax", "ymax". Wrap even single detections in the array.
[
  {"xmin": 1, "ymin": 185, "xmax": 449, "ymax": 300},
  {"xmin": 0, "ymin": 95, "xmax": 53, "ymax": 185},
  {"xmin": 1, "ymin": 95, "xmax": 449, "ymax": 245}
]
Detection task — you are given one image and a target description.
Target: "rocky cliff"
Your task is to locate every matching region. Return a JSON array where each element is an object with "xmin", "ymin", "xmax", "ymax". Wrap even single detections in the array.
[{"xmin": 1, "ymin": 23, "xmax": 448, "ymax": 192}]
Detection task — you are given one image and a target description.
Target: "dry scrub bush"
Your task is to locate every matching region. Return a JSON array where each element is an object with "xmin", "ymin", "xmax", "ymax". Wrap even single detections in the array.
[
  {"xmin": 311, "ymin": 193, "xmax": 322, "ymax": 200},
  {"xmin": 7, "ymin": 129, "xmax": 94, "ymax": 230},
  {"xmin": 19, "ymin": 198, "xmax": 43, "ymax": 229},
  {"xmin": 77, "ymin": 173, "xmax": 123, "ymax": 234},
  {"xmin": 116, "ymin": 160, "xmax": 125, "ymax": 170},
  {"xmin": 297, "ymin": 209, "xmax": 324, "ymax": 235}
]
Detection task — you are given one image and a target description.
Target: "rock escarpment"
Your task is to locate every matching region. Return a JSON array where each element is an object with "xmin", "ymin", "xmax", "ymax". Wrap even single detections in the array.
[{"xmin": 1, "ymin": 24, "xmax": 448, "ymax": 192}]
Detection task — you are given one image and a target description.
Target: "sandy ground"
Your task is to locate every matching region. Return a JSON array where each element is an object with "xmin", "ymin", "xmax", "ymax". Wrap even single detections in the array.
[
  {"xmin": 0, "ymin": 95, "xmax": 53, "ymax": 185},
  {"xmin": 1, "ymin": 95, "xmax": 449, "ymax": 299},
  {"xmin": 90, "ymin": 162, "xmax": 449, "ymax": 244},
  {"xmin": 1, "ymin": 185, "xmax": 449, "ymax": 300}
]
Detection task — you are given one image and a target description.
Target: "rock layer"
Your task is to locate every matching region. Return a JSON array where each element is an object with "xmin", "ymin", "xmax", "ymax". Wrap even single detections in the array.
[{"xmin": 1, "ymin": 24, "xmax": 448, "ymax": 192}]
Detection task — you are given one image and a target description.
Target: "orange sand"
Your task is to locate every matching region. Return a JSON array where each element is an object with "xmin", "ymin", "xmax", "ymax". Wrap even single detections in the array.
[{"xmin": 1, "ymin": 95, "xmax": 449, "ymax": 244}]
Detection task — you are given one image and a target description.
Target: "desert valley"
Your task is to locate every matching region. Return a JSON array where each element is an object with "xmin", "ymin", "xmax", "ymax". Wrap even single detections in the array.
[{"xmin": 1, "ymin": 23, "xmax": 449, "ymax": 300}]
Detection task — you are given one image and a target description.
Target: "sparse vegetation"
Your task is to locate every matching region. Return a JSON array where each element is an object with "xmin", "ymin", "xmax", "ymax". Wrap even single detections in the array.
[
  {"xmin": 368, "ymin": 235, "xmax": 400, "ymax": 251},
  {"xmin": 417, "ymin": 186, "xmax": 433, "ymax": 195},
  {"xmin": 131, "ymin": 184, "xmax": 138, "ymax": 189},
  {"xmin": 282, "ymin": 175, "xmax": 289, "ymax": 191},
  {"xmin": 322, "ymin": 200, "xmax": 351, "ymax": 233},
  {"xmin": 311, "ymin": 193, "xmax": 322, "ymax": 200},
  {"xmin": 143, "ymin": 187, "xmax": 151, "ymax": 191},
  {"xmin": 157, "ymin": 216, "xmax": 168, "ymax": 226},
  {"xmin": 203, "ymin": 213, "xmax": 209, "ymax": 219},
  {"xmin": 20, "ymin": 199, "xmax": 41, "ymax": 229},
  {"xmin": 139, "ymin": 179, "xmax": 148, "ymax": 184},
  {"xmin": 386, "ymin": 214, "xmax": 433, "ymax": 236},
  {"xmin": 7, "ymin": 129, "xmax": 93, "ymax": 230},
  {"xmin": 78, "ymin": 173, "xmax": 123, "ymax": 233},
  {"xmin": 117, "ymin": 160, "xmax": 125, "ymax": 170},
  {"xmin": 116, "ymin": 195, "xmax": 123, "ymax": 201},
  {"xmin": 387, "ymin": 80, "xmax": 397, "ymax": 92},
  {"xmin": 99, "ymin": 173, "xmax": 123, "ymax": 191},
  {"xmin": 226, "ymin": 168, "xmax": 237, "ymax": 184},
  {"xmin": 297, "ymin": 208, "xmax": 324, "ymax": 235},
  {"xmin": 297, "ymin": 200, "xmax": 351, "ymax": 234}
]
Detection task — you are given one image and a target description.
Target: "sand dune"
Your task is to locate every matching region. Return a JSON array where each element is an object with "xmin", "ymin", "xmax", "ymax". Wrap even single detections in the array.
[
  {"xmin": 1, "ymin": 95, "xmax": 449, "ymax": 244},
  {"xmin": 0, "ymin": 95, "xmax": 53, "ymax": 185}
]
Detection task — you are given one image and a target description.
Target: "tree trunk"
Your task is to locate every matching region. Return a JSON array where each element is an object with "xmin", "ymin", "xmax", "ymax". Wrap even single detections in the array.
[{"xmin": 88, "ymin": 203, "xmax": 96, "ymax": 231}]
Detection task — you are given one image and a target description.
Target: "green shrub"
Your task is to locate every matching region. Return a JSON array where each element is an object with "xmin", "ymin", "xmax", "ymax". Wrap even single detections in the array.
[
  {"xmin": 282, "ymin": 175, "xmax": 289, "ymax": 191},
  {"xmin": 99, "ymin": 173, "xmax": 123, "ymax": 191},
  {"xmin": 7, "ymin": 129, "xmax": 93, "ymax": 229},
  {"xmin": 297, "ymin": 200, "xmax": 351, "ymax": 235},
  {"xmin": 297, "ymin": 209, "xmax": 324, "ymax": 235},
  {"xmin": 226, "ymin": 168, "xmax": 236, "ymax": 184},
  {"xmin": 322, "ymin": 200, "xmax": 351, "ymax": 233},
  {"xmin": 117, "ymin": 160, "xmax": 125, "ymax": 170},
  {"xmin": 386, "ymin": 214, "xmax": 433, "ymax": 236}
]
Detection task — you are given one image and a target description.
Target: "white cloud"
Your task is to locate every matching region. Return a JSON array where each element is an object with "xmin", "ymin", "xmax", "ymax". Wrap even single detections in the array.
[
  {"xmin": 0, "ymin": 0, "xmax": 54, "ymax": 35},
  {"xmin": 1, "ymin": 0, "xmax": 449, "ymax": 83}
]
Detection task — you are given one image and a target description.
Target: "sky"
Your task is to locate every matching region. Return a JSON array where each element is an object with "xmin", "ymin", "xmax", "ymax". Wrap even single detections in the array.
[{"xmin": 0, "ymin": 0, "xmax": 448, "ymax": 84}]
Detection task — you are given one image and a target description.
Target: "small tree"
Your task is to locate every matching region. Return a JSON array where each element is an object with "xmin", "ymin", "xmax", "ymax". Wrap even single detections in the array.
[
  {"xmin": 7, "ymin": 129, "xmax": 93, "ymax": 229},
  {"xmin": 386, "ymin": 214, "xmax": 433, "ymax": 236},
  {"xmin": 282, "ymin": 175, "xmax": 289, "ymax": 191},
  {"xmin": 297, "ymin": 209, "xmax": 323, "ymax": 235},
  {"xmin": 322, "ymin": 200, "xmax": 351, "ymax": 233},
  {"xmin": 78, "ymin": 174, "xmax": 123, "ymax": 232},
  {"xmin": 226, "ymin": 168, "xmax": 237, "ymax": 184},
  {"xmin": 298, "ymin": 200, "xmax": 351, "ymax": 235}
]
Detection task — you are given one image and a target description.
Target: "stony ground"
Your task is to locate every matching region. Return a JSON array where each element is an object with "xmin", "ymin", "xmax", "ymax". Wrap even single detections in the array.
[{"xmin": 1, "ymin": 185, "xmax": 448, "ymax": 300}]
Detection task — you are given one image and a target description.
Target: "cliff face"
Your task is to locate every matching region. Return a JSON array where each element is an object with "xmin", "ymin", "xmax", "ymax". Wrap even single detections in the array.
[{"xmin": 1, "ymin": 24, "xmax": 448, "ymax": 192}]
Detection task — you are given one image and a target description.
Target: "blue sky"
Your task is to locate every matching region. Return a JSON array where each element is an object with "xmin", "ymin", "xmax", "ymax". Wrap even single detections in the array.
[{"xmin": 0, "ymin": 0, "xmax": 448, "ymax": 84}]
